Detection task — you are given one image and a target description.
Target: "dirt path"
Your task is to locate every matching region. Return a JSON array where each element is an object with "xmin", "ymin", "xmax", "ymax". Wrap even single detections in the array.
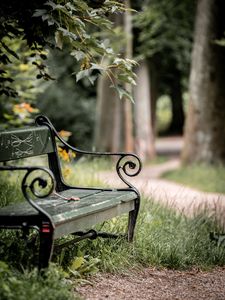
[
  {"xmin": 77, "ymin": 267, "xmax": 225, "ymax": 300},
  {"xmin": 77, "ymin": 137, "xmax": 225, "ymax": 299},
  {"xmin": 98, "ymin": 156, "xmax": 225, "ymax": 226}
]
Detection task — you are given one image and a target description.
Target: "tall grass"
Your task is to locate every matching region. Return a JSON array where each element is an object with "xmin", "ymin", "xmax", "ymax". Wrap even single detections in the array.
[
  {"xmin": 0, "ymin": 176, "xmax": 80, "ymax": 300},
  {"xmin": 71, "ymin": 197, "xmax": 225, "ymax": 273},
  {"xmin": 1, "ymin": 162, "xmax": 225, "ymax": 272},
  {"xmin": 1, "ymin": 160, "xmax": 225, "ymax": 299},
  {"xmin": 0, "ymin": 262, "xmax": 79, "ymax": 300},
  {"xmin": 163, "ymin": 163, "xmax": 225, "ymax": 194},
  {"xmin": 64, "ymin": 157, "xmax": 112, "ymax": 187}
]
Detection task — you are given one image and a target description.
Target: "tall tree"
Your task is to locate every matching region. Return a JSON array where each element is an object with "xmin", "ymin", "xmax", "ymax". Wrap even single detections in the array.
[
  {"xmin": 134, "ymin": 60, "xmax": 155, "ymax": 160},
  {"xmin": 182, "ymin": 0, "xmax": 225, "ymax": 164},
  {"xmin": 94, "ymin": 5, "xmax": 136, "ymax": 152},
  {"xmin": 94, "ymin": 69, "xmax": 122, "ymax": 151},
  {"xmin": 134, "ymin": 0, "xmax": 195, "ymax": 135},
  {"xmin": 123, "ymin": 0, "xmax": 134, "ymax": 152}
]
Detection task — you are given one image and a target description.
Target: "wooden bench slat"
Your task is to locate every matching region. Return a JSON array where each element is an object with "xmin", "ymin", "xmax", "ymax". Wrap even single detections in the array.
[
  {"xmin": 51, "ymin": 190, "xmax": 137, "ymax": 224},
  {"xmin": 0, "ymin": 189, "xmax": 137, "ymax": 223},
  {"xmin": 54, "ymin": 201, "xmax": 135, "ymax": 238}
]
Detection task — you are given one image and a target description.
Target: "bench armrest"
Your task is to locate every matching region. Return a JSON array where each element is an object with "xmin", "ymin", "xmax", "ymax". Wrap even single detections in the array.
[
  {"xmin": 36, "ymin": 115, "xmax": 142, "ymax": 191},
  {"xmin": 0, "ymin": 165, "xmax": 55, "ymax": 225}
]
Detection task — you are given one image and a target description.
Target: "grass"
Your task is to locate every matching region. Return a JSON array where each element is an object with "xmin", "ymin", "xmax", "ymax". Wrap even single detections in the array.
[
  {"xmin": 145, "ymin": 155, "xmax": 169, "ymax": 166},
  {"xmin": 1, "ymin": 159, "xmax": 225, "ymax": 298},
  {"xmin": 0, "ymin": 262, "xmax": 78, "ymax": 300},
  {"xmin": 64, "ymin": 157, "xmax": 112, "ymax": 187},
  {"xmin": 74, "ymin": 198, "xmax": 225, "ymax": 273},
  {"xmin": 162, "ymin": 163, "xmax": 225, "ymax": 194}
]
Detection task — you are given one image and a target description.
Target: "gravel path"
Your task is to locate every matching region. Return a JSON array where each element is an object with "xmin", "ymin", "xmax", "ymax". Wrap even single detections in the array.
[
  {"xmin": 77, "ymin": 138, "xmax": 225, "ymax": 299},
  {"xmin": 98, "ymin": 157, "xmax": 225, "ymax": 227},
  {"xmin": 77, "ymin": 267, "xmax": 225, "ymax": 300}
]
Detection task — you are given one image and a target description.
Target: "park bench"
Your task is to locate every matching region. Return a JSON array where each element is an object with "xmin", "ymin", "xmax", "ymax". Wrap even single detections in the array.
[{"xmin": 0, "ymin": 115, "xmax": 141, "ymax": 269}]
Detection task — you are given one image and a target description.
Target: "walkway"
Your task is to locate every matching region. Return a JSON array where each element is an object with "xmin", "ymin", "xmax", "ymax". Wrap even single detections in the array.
[
  {"xmin": 98, "ymin": 136, "xmax": 225, "ymax": 227},
  {"xmin": 77, "ymin": 137, "xmax": 225, "ymax": 300}
]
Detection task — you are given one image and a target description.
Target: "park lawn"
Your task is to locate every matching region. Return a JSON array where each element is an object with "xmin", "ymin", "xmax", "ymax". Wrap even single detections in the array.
[
  {"xmin": 1, "ymin": 160, "xmax": 225, "ymax": 299},
  {"xmin": 162, "ymin": 163, "xmax": 225, "ymax": 194}
]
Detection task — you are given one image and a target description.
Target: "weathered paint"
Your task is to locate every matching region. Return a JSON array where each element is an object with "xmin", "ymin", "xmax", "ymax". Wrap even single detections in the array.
[
  {"xmin": 0, "ymin": 126, "xmax": 54, "ymax": 161},
  {"xmin": 54, "ymin": 201, "xmax": 135, "ymax": 238},
  {"xmin": 0, "ymin": 189, "xmax": 137, "ymax": 229}
]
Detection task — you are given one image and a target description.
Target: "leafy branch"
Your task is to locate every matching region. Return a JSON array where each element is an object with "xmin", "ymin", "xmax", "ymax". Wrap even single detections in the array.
[{"xmin": 0, "ymin": 0, "xmax": 137, "ymax": 100}]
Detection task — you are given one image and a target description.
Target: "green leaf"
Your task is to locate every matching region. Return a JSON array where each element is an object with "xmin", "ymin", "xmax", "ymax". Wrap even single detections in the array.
[
  {"xmin": 70, "ymin": 257, "xmax": 85, "ymax": 270},
  {"xmin": 75, "ymin": 69, "xmax": 92, "ymax": 82},
  {"xmin": 1, "ymin": 42, "xmax": 19, "ymax": 60},
  {"xmin": 113, "ymin": 85, "xmax": 134, "ymax": 103},
  {"xmin": 70, "ymin": 50, "xmax": 85, "ymax": 61},
  {"xmin": 88, "ymin": 75, "xmax": 98, "ymax": 85},
  {"xmin": 55, "ymin": 31, "xmax": 63, "ymax": 49},
  {"xmin": 33, "ymin": 9, "xmax": 48, "ymax": 17},
  {"xmin": 58, "ymin": 27, "xmax": 77, "ymax": 41},
  {"xmin": 90, "ymin": 63, "xmax": 105, "ymax": 72}
]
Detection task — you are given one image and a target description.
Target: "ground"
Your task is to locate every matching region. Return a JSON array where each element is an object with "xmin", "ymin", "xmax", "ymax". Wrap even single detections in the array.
[
  {"xmin": 77, "ymin": 137, "xmax": 225, "ymax": 300},
  {"xmin": 77, "ymin": 267, "xmax": 225, "ymax": 300}
]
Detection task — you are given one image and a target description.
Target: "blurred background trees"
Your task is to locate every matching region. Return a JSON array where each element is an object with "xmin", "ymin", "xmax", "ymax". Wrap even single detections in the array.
[
  {"xmin": 36, "ymin": 49, "xmax": 96, "ymax": 149},
  {"xmin": 1, "ymin": 0, "xmax": 225, "ymax": 165},
  {"xmin": 182, "ymin": 0, "xmax": 225, "ymax": 164},
  {"xmin": 134, "ymin": 0, "xmax": 195, "ymax": 136}
]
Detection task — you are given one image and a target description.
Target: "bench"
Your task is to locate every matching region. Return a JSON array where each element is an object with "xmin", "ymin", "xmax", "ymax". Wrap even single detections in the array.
[{"xmin": 0, "ymin": 115, "xmax": 141, "ymax": 269}]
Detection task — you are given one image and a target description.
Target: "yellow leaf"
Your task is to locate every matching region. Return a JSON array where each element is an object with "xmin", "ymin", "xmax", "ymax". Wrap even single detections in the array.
[
  {"xmin": 19, "ymin": 64, "xmax": 29, "ymax": 71},
  {"xmin": 71, "ymin": 256, "xmax": 85, "ymax": 270}
]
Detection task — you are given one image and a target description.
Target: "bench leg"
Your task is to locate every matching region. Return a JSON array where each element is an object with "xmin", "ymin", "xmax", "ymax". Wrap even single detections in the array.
[
  {"xmin": 127, "ymin": 199, "xmax": 140, "ymax": 242},
  {"xmin": 38, "ymin": 222, "xmax": 54, "ymax": 270}
]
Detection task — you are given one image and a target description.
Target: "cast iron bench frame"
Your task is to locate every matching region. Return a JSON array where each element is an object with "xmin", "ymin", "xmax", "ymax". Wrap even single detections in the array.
[{"xmin": 0, "ymin": 115, "xmax": 141, "ymax": 269}]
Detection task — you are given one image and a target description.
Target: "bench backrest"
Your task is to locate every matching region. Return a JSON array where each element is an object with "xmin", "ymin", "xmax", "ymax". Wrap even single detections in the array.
[
  {"xmin": 0, "ymin": 126, "xmax": 55, "ymax": 162},
  {"xmin": 0, "ymin": 124, "xmax": 67, "ymax": 191}
]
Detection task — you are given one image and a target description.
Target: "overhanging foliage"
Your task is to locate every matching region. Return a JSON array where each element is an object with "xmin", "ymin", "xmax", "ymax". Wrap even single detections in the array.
[{"xmin": 0, "ymin": 0, "xmax": 136, "ymax": 99}]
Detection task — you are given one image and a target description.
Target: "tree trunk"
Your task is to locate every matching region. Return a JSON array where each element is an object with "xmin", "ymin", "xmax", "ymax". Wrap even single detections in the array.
[
  {"xmin": 94, "ymin": 72, "xmax": 122, "ymax": 152},
  {"xmin": 182, "ymin": 0, "xmax": 225, "ymax": 164},
  {"xmin": 94, "ymin": 5, "xmax": 134, "ymax": 153},
  {"xmin": 134, "ymin": 60, "xmax": 155, "ymax": 161},
  {"xmin": 123, "ymin": 0, "xmax": 134, "ymax": 152}
]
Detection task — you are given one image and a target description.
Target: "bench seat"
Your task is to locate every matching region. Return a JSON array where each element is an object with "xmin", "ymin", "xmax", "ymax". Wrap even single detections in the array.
[{"xmin": 0, "ymin": 189, "xmax": 136, "ymax": 238}]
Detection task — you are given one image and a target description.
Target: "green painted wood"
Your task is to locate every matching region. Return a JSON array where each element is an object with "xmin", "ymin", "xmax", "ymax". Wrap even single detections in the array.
[
  {"xmin": 54, "ymin": 201, "xmax": 134, "ymax": 238},
  {"xmin": 0, "ymin": 189, "xmax": 137, "ymax": 228},
  {"xmin": 0, "ymin": 126, "xmax": 54, "ymax": 162}
]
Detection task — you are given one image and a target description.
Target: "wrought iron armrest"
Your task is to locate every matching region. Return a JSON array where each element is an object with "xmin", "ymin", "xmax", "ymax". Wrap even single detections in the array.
[
  {"xmin": 0, "ymin": 165, "xmax": 55, "ymax": 224},
  {"xmin": 36, "ymin": 115, "xmax": 142, "ymax": 191}
]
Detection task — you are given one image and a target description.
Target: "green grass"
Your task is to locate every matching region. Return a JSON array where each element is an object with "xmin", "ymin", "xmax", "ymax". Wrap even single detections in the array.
[
  {"xmin": 0, "ymin": 262, "xmax": 79, "ymax": 300},
  {"xmin": 73, "ymin": 197, "xmax": 225, "ymax": 273},
  {"xmin": 162, "ymin": 163, "xmax": 225, "ymax": 194},
  {"xmin": 65, "ymin": 157, "xmax": 112, "ymax": 187},
  {"xmin": 1, "ymin": 160, "xmax": 225, "ymax": 298},
  {"xmin": 145, "ymin": 155, "xmax": 169, "ymax": 166}
]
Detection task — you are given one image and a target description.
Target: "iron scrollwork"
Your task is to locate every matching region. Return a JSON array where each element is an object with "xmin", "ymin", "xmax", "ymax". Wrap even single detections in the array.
[
  {"xmin": 0, "ymin": 165, "xmax": 55, "ymax": 224},
  {"xmin": 116, "ymin": 154, "xmax": 142, "ymax": 189},
  {"xmin": 22, "ymin": 167, "xmax": 56, "ymax": 227},
  {"xmin": 35, "ymin": 115, "xmax": 142, "ymax": 191},
  {"xmin": 21, "ymin": 167, "xmax": 55, "ymax": 208}
]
